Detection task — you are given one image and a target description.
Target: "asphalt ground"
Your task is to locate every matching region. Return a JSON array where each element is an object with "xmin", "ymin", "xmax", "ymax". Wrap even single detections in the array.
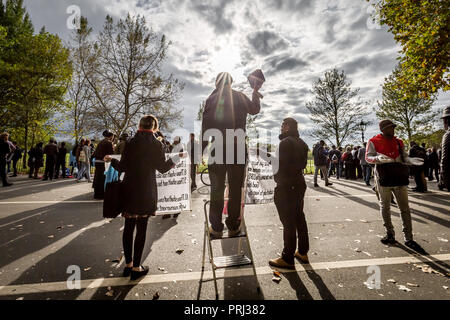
[{"xmin": 0, "ymin": 173, "xmax": 448, "ymax": 300}]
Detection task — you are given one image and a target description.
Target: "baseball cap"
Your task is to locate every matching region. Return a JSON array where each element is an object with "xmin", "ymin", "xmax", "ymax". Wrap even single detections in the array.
[{"xmin": 379, "ymin": 119, "xmax": 396, "ymax": 132}]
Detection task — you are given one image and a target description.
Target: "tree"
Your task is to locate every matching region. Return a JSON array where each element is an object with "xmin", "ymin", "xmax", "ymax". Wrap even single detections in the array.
[
  {"xmin": 306, "ymin": 68, "xmax": 368, "ymax": 147},
  {"xmin": 0, "ymin": 0, "xmax": 72, "ymax": 166},
  {"xmin": 376, "ymin": 67, "xmax": 437, "ymax": 142},
  {"xmin": 66, "ymin": 17, "xmax": 98, "ymax": 142},
  {"xmin": 197, "ymin": 101, "xmax": 205, "ymax": 121},
  {"xmin": 370, "ymin": 0, "xmax": 449, "ymax": 97},
  {"xmin": 83, "ymin": 14, "xmax": 183, "ymax": 136}
]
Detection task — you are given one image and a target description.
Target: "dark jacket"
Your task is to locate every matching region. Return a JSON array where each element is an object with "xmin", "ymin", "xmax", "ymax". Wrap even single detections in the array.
[
  {"xmin": 313, "ymin": 144, "xmax": 327, "ymax": 166},
  {"xmin": 57, "ymin": 147, "xmax": 67, "ymax": 162},
  {"xmin": 0, "ymin": 140, "xmax": 10, "ymax": 160},
  {"xmin": 428, "ymin": 151, "xmax": 439, "ymax": 169},
  {"xmin": 111, "ymin": 131, "xmax": 176, "ymax": 216},
  {"xmin": 28, "ymin": 146, "xmax": 44, "ymax": 168},
  {"xmin": 94, "ymin": 139, "xmax": 114, "ymax": 163},
  {"xmin": 202, "ymin": 88, "xmax": 260, "ymax": 163},
  {"xmin": 273, "ymin": 130, "xmax": 309, "ymax": 187},
  {"xmin": 43, "ymin": 143, "xmax": 58, "ymax": 159},
  {"xmin": 441, "ymin": 130, "xmax": 450, "ymax": 189}
]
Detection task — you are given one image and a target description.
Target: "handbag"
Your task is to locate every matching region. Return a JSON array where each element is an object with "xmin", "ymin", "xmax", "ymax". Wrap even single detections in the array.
[
  {"xmin": 103, "ymin": 180, "xmax": 122, "ymax": 219},
  {"xmin": 79, "ymin": 150, "xmax": 86, "ymax": 162},
  {"xmin": 376, "ymin": 140, "xmax": 409, "ymax": 187}
]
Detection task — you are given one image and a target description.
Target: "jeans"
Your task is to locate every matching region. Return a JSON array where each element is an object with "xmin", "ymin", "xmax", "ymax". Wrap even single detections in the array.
[
  {"xmin": 428, "ymin": 167, "xmax": 439, "ymax": 181},
  {"xmin": 314, "ymin": 165, "xmax": 329, "ymax": 185},
  {"xmin": 328, "ymin": 162, "xmax": 340, "ymax": 179},
  {"xmin": 274, "ymin": 178, "xmax": 309, "ymax": 264},
  {"xmin": 77, "ymin": 162, "xmax": 91, "ymax": 181},
  {"xmin": 375, "ymin": 176, "xmax": 413, "ymax": 241},
  {"xmin": 363, "ymin": 165, "xmax": 372, "ymax": 185},
  {"xmin": 123, "ymin": 217, "xmax": 149, "ymax": 267},
  {"xmin": 208, "ymin": 163, "xmax": 246, "ymax": 232}
]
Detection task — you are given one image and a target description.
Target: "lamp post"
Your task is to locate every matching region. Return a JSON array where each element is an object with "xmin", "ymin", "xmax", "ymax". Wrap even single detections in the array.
[{"xmin": 359, "ymin": 120, "xmax": 368, "ymax": 143}]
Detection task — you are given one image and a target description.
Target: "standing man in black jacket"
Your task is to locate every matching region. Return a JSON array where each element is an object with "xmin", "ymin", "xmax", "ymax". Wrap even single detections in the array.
[
  {"xmin": 187, "ymin": 133, "xmax": 199, "ymax": 191},
  {"xmin": 43, "ymin": 138, "xmax": 58, "ymax": 181},
  {"xmin": 55, "ymin": 142, "xmax": 67, "ymax": 179},
  {"xmin": 0, "ymin": 132, "xmax": 13, "ymax": 187},
  {"xmin": 269, "ymin": 118, "xmax": 310, "ymax": 269},
  {"xmin": 439, "ymin": 106, "xmax": 450, "ymax": 191},
  {"xmin": 202, "ymin": 72, "xmax": 261, "ymax": 238}
]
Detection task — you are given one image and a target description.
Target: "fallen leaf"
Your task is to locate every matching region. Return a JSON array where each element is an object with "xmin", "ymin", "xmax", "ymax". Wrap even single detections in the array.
[
  {"xmin": 273, "ymin": 271, "xmax": 282, "ymax": 278},
  {"xmin": 56, "ymin": 226, "xmax": 63, "ymax": 230},
  {"xmin": 163, "ymin": 287, "xmax": 168, "ymax": 290},
  {"xmin": 105, "ymin": 287, "xmax": 114, "ymax": 297},
  {"xmin": 67, "ymin": 224, "xmax": 74, "ymax": 228},
  {"xmin": 48, "ymin": 235, "xmax": 54, "ymax": 238},
  {"xmin": 345, "ymin": 219, "xmax": 353, "ymax": 222},
  {"xmin": 39, "ymin": 221, "xmax": 45, "ymax": 224},
  {"xmin": 397, "ymin": 285, "xmax": 412, "ymax": 292},
  {"xmin": 16, "ymin": 297, "xmax": 24, "ymax": 300},
  {"xmin": 105, "ymin": 259, "xmax": 110, "ymax": 262},
  {"xmin": 175, "ymin": 249, "xmax": 184, "ymax": 255},
  {"xmin": 152, "ymin": 292, "xmax": 160, "ymax": 300},
  {"xmin": 362, "ymin": 251, "xmax": 372, "ymax": 257},
  {"xmin": 191, "ymin": 239, "xmax": 198, "ymax": 244},
  {"xmin": 354, "ymin": 248, "xmax": 361, "ymax": 252},
  {"xmin": 272, "ymin": 276, "xmax": 281, "ymax": 283},
  {"xmin": 188, "ymin": 269, "xmax": 193, "ymax": 272},
  {"xmin": 359, "ymin": 220, "xmax": 368, "ymax": 223},
  {"xmin": 158, "ymin": 267, "xmax": 165, "ymax": 272},
  {"xmin": 83, "ymin": 267, "xmax": 91, "ymax": 271},
  {"xmin": 387, "ymin": 279, "xmax": 397, "ymax": 283},
  {"xmin": 354, "ymin": 240, "xmax": 361, "ymax": 243},
  {"xmin": 443, "ymin": 286, "xmax": 448, "ymax": 290},
  {"xmin": 315, "ymin": 199, "xmax": 320, "ymax": 201},
  {"xmin": 437, "ymin": 237, "xmax": 448, "ymax": 242},
  {"xmin": 406, "ymin": 283, "xmax": 419, "ymax": 287},
  {"xmin": 338, "ymin": 284, "xmax": 343, "ymax": 288}
]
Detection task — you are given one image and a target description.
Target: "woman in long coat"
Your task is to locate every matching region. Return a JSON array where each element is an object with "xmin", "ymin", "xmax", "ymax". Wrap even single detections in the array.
[
  {"xmin": 92, "ymin": 131, "xmax": 114, "ymax": 199},
  {"xmin": 105, "ymin": 115, "xmax": 182, "ymax": 280}
]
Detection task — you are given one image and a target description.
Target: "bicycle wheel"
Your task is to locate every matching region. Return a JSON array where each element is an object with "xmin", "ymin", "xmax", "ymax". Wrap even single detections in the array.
[{"xmin": 200, "ymin": 167, "xmax": 210, "ymax": 186}]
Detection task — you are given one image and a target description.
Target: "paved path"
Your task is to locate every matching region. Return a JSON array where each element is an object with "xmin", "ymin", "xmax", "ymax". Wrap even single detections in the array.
[{"xmin": 0, "ymin": 175, "xmax": 448, "ymax": 300}]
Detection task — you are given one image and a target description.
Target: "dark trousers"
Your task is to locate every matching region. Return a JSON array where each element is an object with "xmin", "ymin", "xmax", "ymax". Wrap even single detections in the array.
[
  {"xmin": 428, "ymin": 167, "xmax": 439, "ymax": 182},
  {"xmin": 190, "ymin": 163, "xmax": 197, "ymax": 188},
  {"xmin": 12, "ymin": 159, "xmax": 19, "ymax": 176},
  {"xmin": 93, "ymin": 163, "xmax": 106, "ymax": 199},
  {"xmin": 44, "ymin": 157, "xmax": 56, "ymax": 180},
  {"xmin": 274, "ymin": 178, "xmax": 309, "ymax": 264},
  {"xmin": 0, "ymin": 159, "xmax": 8, "ymax": 186},
  {"xmin": 55, "ymin": 159, "xmax": 66, "ymax": 178},
  {"xmin": 208, "ymin": 163, "xmax": 245, "ymax": 232},
  {"xmin": 413, "ymin": 166, "xmax": 427, "ymax": 191},
  {"xmin": 123, "ymin": 217, "xmax": 149, "ymax": 268}
]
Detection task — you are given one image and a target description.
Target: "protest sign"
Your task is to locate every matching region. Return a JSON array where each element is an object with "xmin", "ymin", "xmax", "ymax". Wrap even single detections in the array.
[
  {"xmin": 104, "ymin": 153, "xmax": 191, "ymax": 214},
  {"xmin": 245, "ymin": 152, "xmax": 276, "ymax": 204}
]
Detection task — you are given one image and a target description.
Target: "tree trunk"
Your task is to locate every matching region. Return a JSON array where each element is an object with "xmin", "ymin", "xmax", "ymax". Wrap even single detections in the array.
[{"xmin": 22, "ymin": 113, "xmax": 29, "ymax": 169}]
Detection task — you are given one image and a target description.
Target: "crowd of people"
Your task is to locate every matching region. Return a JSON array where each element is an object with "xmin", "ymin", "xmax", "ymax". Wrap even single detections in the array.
[{"xmin": 312, "ymin": 138, "xmax": 445, "ymax": 192}]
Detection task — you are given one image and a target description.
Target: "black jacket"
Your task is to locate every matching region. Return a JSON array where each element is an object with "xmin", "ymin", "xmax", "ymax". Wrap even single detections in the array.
[
  {"xmin": 94, "ymin": 139, "xmax": 114, "ymax": 163},
  {"xmin": 273, "ymin": 130, "xmax": 309, "ymax": 187},
  {"xmin": 441, "ymin": 130, "xmax": 450, "ymax": 189},
  {"xmin": 313, "ymin": 144, "xmax": 327, "ymax": 166},
  {"xmin": 202, "ymin": 88, "xmax": 260, "ymax": 163},
  {"xmin": 111, "ymin": 131, "xmax": 176, "ymax": 216}
]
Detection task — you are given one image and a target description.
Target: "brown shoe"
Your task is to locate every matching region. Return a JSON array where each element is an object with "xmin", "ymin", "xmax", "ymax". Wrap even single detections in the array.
[
  {"xmin": 268, "ymin": 257, "xmax": 295, "ymax": 270},
  {"xmin": 208, "ymin": 226, "xmax": 223, "ymax": 239},
  {"xmin": 228, "ymin": 227, "xmax": 241, "ymax": 237},
  {"xmin": 295, "ymin": 251, "xmax": 309, "ymax": 264}
]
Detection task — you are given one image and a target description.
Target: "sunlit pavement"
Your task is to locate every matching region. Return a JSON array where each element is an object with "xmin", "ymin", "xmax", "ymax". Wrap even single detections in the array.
[{"xmin": 0, "ymin": 174, "xmax": 448, "ymax": 300}]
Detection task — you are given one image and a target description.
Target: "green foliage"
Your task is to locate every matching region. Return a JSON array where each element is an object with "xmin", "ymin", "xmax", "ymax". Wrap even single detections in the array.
[
  {"xmin": 371, "ymin": 0, "xmax": 449, "ymax": 97},
  {"xmin": 376, "ymin": 66, "xmax": 438, "ymax": 141},
  {"xmin": 411, "ymin": 129, "xmax": 446, "ymax": 149},
  {"xmin": 0, "ymin": 0, "xmax": 72, "ymax": 165}
]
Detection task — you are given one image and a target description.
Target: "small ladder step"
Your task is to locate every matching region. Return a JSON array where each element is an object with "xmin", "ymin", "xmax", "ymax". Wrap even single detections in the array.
[{"xmin": 213, "ymin": 254, "xmax": 252, "ymax": 268}]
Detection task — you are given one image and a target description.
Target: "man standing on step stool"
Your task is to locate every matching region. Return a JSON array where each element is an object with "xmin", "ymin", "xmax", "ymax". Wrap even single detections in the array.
[
  {"xmin": 201, "ymin": 72, "xmax": 262, "ymax": 239},
  {"xmin": 269, "ymin": 118, "xmax": 310, "ymax": 269}
]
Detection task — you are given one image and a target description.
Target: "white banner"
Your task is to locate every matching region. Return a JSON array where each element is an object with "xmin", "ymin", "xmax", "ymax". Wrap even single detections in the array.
[
  {"xmin": 105, "ymin": 153, "xmax": 191, "ymax": 214},
  {"xmin": 155, "ymin": 153, "xmax": 191, "ymax": 213},
  {"xmin": 245, "ymin": 152, "xmax": 276, "ymax": 204}
]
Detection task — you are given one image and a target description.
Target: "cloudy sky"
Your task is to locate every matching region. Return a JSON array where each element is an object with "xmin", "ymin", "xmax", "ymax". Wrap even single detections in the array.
[{"xmin": 23, "ymin": 0, "xmax": 450, "ymax": 146}]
